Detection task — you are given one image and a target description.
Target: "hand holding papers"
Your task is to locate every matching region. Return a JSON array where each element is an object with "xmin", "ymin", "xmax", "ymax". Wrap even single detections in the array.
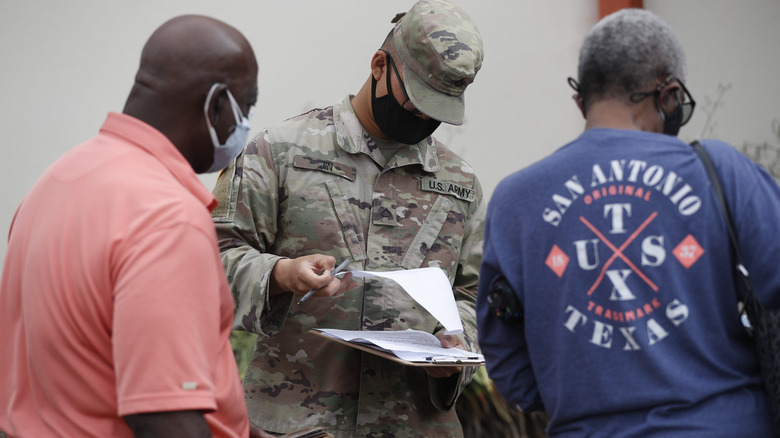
[
  {"xmin": 311, "ymin": 328, "xmax": 484, "ymax": 366},
  {"xmin": 348, "ymin": 267, "xmax": 464, "ymax": 334},
  {"xmin": 309, "ymin": 266, "xmax": 482, "ymax": 366}
]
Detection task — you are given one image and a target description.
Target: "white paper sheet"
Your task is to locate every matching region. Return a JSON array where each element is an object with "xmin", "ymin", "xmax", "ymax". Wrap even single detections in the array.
[
  {"xmin": 348, "ymin": 267, "xmax": 464, "ymax": 334},
  {"xmin": 315, "ymin": 328, "xmax": 483, "ymax": 364}
]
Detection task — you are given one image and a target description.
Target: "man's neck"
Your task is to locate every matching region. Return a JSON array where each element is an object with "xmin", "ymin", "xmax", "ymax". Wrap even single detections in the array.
[{"xmin": 584, "ymin": 99, "xmax": 660, "ymax": 133}]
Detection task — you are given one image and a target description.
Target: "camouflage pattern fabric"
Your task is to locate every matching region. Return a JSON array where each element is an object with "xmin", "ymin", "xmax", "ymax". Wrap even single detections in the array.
[{"xmin": 212, "ymin": 96, "xmax": 484, "ymax": 438}]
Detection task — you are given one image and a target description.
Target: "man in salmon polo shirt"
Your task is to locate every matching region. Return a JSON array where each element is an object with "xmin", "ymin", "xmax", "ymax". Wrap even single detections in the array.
[{"xmin": 0, "ymin": 15, "xmax": 262, "ymax": 438}]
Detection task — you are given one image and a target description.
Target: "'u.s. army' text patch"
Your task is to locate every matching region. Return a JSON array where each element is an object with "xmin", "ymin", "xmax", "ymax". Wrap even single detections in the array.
[{"xmin": 419, "ymin": 178, "xmax": 476, "ymax": 202}]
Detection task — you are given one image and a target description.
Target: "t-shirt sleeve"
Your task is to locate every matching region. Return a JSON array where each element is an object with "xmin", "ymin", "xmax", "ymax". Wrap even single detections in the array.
[
  {"xmin": 708, "ymin": 140, "xmax": 780, "ymax": 308},
  {"xmin": 112, "ymin": 221, "xmax": 226, "ymax": 416}
]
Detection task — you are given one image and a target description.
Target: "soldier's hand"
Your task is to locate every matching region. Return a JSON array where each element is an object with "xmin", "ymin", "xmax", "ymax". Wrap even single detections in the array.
[
  {"xmin": 248, "ymin": 421, "xmax": 276, "ymax": 438},
  {"xmin": 425, "ymin": 333, "xmax": 464, "ymax": 379},
  {"xmin": 270, "ymin": 254, "xmax": 355, "ymax": 298}
]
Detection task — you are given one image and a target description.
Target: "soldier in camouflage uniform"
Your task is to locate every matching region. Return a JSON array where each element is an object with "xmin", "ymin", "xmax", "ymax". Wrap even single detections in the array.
[{"xmin": 212, "ymin": 1, "xmax": 484, "ymax": 436}]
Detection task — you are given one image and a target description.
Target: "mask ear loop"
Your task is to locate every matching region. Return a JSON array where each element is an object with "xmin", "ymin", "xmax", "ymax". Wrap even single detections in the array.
[
  {"xmin": 655, "ymin": 95, "xmax": 667, "ymax": 124},
  {"xmin": 204, "ymin": 83, "xmax": 225, "ymax": 146},
  {"xmin": 224, "ymin": 89, "xmax": 251, "ymax": 127},
  {"xmin": 568, "ymin": 77, "xmax": 587, "ymax": 117},
  {"xmin": 381, "ymin": 49, "xmax": 422, "ymax": 115},
  {"xmin": 567, "ymin": 77, "xmax": 581, "ymax": 93}
]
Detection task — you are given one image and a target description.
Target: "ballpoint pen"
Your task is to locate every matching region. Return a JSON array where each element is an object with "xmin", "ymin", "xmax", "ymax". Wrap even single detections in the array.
[{"xmin": 297, "ymin": 258, "xmax": 350, "ymax": 304}]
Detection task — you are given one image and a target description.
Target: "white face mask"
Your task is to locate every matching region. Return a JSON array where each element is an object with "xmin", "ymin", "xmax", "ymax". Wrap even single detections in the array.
[{"xmin": 203, "ymin": 83, "xmax": 252, "ymax": 173}]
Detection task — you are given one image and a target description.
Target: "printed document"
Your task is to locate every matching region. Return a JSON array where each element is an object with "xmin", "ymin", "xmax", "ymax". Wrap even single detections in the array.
[
  {"xmin": 312, "ymin": 328, "xmax": 484, "ymax": 365},
  {"xmin": 348, "ymin": 267, "xmax": 464, "ymax": 334}
]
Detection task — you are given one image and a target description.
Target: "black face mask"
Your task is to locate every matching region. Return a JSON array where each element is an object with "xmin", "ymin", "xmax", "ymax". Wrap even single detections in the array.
[
  {"xmin": 658, "ymin": 95, "xmax": 683, "ymax": 136},
  {"xmin": 371, "ymin": 66, "xmax": 440, "ymax": 145}
]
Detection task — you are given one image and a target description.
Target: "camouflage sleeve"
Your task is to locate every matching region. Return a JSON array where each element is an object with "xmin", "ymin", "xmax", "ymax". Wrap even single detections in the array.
[
  {"xmin": 211, "ymin": 131, "xmax": 293, "ymax": 336},
  {"xmin": 429, "ymin": 175, "xmax": 485, "ymax": 410}
]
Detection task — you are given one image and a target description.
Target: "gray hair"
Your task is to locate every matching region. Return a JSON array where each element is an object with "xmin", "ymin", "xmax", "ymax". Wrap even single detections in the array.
[{"xmin": 576, "ymin": 8, "xmax": 687, "ymax": 109}]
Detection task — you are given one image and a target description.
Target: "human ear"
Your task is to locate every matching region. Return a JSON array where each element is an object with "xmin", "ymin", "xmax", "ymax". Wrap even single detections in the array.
[
  {"xmin": 205, "ymin": 83, "xmax": 229, "ymax": 126},
  {"xmin": 370, "ymin": 51, "xmax": 387, "ymax": 81},
  {"xmin": 573, "ymin": 93, "xmax": 586, "ymax": 118},
  {"xmin": 658, "ymin": 83, "xmax": 680, "ymax": 113}
]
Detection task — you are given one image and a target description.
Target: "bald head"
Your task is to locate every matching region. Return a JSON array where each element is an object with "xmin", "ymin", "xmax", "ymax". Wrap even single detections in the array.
[
  {"xmin": 136, "ymin": 15, "xmax": 256, "ymax": 95},
  {"xmin": 123, "ymin": 15, "xmax": 258, "ymax": 173}
]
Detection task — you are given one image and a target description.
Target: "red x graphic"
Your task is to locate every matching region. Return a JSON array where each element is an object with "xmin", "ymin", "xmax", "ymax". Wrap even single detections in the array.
[{"xmin": 579, "ymin": 211, "xmax": 659, "ymax": 296}]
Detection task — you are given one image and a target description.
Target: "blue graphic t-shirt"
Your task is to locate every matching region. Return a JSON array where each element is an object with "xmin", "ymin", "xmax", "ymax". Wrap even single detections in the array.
[{"xmin": 478, "ymin": 129, "xmax": 779, "ymax": 437}]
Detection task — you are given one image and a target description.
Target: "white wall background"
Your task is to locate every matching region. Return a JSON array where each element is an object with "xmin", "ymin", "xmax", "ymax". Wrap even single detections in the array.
[{"xmin": 1, "ymin": 0, "xmax": 778, "ymax": 271}]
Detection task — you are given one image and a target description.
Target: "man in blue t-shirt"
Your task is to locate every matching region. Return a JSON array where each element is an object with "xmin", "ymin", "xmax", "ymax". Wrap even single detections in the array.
[{"xmin": 477, "ymin": 8, "xmax": 779, "ymax": 437}]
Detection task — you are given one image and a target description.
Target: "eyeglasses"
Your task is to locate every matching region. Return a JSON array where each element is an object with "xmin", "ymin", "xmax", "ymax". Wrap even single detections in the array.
[
  {"xmin": 629, "ymin": 75, "xmax": 696, "ymax": 126},
  {"xmin": 380, "ymin": 49, "xmax": 423, "ymax": 115}
]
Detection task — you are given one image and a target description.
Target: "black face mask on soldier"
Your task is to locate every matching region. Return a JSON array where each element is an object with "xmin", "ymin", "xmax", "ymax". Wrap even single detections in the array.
[{"xmin": 371, "ymin": 59, "xmax": 441, "ymax": 145}]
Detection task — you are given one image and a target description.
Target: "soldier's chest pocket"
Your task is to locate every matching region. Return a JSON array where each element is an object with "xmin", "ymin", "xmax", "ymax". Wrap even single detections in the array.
[
  {"xmin": 390, "ymin": 194, "xmax": 468, "ymax": 273},
  {"xmin": 277, "ymin": 157, "xmax": 363, "ymax": 257}
]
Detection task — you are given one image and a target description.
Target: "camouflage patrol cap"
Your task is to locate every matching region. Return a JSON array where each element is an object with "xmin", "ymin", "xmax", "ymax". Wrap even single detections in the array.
[{"xmin": 392, "ymin": 0, "xmax": 483, "ymax": 125}]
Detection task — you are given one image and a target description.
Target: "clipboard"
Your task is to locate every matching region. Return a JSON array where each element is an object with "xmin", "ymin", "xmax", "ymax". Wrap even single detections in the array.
[{"xmin": 309, "ymin": 329, "xmax": 485, "ymax": 367}]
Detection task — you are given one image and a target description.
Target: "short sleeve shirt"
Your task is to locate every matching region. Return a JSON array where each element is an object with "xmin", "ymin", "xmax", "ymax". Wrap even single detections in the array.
[{"xmin": 0, "ymin": 113, "xmax": 249, "ymax": 438}]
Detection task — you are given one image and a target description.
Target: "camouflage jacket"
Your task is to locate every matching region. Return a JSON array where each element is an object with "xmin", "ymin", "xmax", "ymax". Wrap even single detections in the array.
[{"xmin": 212, "ymin": 97, "xmax": 484, "ymax": 438}]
